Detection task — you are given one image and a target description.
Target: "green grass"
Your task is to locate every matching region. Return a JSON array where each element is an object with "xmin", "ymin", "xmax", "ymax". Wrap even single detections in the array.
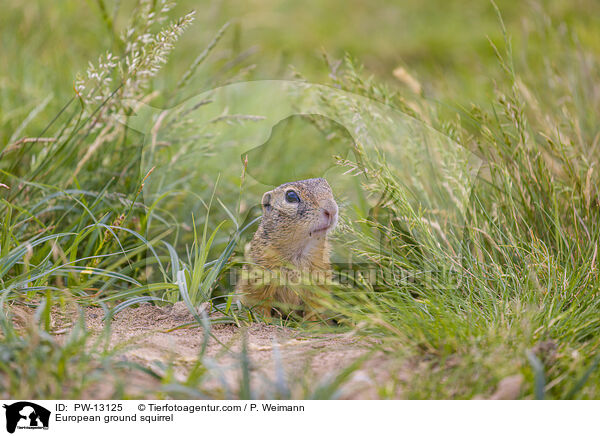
[{"xmin": 1, "ymin": 0, "xmax": 600, "ymax": 399}]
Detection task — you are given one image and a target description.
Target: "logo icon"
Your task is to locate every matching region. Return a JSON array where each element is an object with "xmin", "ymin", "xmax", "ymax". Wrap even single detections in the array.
[{"xmin": 2, "ymin": 402, "xmax": 50, "ymax": 434}]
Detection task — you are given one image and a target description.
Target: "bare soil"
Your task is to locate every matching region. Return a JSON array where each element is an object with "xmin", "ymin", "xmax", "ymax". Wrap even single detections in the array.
[
  {"xmin": 8, "ymin": 302, "xmax": 524, "ymax": 400},
  {"xmin": 75, "ymin": 302, "xmax": 396, "ymax": 399}
]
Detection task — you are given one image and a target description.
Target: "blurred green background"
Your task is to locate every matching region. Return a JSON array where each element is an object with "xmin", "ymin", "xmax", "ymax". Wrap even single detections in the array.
[{"xmin": 3, "ymin": 0, "xmax": 600, "ymax": 146}]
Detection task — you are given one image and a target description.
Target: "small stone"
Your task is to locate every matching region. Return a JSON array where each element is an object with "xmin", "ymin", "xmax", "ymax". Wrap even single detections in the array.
[{"xmin": 489, "ymin": 374, "xmax": 524, "ymax": 400}]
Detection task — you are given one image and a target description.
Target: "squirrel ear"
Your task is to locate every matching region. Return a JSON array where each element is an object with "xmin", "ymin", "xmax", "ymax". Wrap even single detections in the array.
[{"xmin": 261, "ymin": 191, "xmax": 272, "ymax": 212}]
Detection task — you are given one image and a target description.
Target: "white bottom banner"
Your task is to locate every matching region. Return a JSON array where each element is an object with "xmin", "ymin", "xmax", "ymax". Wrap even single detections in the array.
[{"xmin": 0, "ymin": 400, "xmax": 595, "ymax": 435}]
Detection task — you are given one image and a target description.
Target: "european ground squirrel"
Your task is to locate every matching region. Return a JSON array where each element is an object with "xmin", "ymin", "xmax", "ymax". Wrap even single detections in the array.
[{"xmin": 237, "ymin": 178, "xmax": 338, "ymax": 319}]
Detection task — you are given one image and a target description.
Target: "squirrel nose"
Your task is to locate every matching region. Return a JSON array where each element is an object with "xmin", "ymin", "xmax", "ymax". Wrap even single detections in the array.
[{"xmin": 321, "ymin": 203, "xmax": 338, "ymax": 226}]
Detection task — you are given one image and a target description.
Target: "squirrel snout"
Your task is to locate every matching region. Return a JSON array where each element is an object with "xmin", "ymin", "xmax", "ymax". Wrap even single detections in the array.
[
  {"xmin": 307, "ymin": 202, "xmax": 338, "ymax": 237},
  {"xmin": 321, "ymin": 202, "xmax": 339, "ymax": 229}
]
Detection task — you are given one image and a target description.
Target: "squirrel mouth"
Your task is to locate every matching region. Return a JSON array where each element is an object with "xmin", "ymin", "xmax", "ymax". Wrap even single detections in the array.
[
  {"xmin": 309, "ymin": 222, "xmax": 335, "ymax": 237},
  {"xmin": 309, "ymin": 228, "xmax": 328, "ymax": 237}
]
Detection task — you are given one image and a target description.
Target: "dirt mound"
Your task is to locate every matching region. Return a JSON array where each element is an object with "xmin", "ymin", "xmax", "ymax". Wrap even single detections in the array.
[{"xmin": 80, "ymin": 302, "xmax": 394, "ymax": 398}]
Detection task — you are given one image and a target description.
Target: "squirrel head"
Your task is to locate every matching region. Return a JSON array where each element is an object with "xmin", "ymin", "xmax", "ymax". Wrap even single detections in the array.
[{"xmin": 256, "ymin": 178, "xmax": 338, "ymax": 263}]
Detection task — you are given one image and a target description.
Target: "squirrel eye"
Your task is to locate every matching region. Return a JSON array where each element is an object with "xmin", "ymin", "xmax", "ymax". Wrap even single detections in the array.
[{"xmin": 285, "ymin": 190, "xmax": 300, "ymax": 203}]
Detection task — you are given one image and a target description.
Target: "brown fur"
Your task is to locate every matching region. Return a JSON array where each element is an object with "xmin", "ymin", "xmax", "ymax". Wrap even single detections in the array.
[{"xmin": 237, "ymin": 178, "xmax": 338, "ymax": 319}]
